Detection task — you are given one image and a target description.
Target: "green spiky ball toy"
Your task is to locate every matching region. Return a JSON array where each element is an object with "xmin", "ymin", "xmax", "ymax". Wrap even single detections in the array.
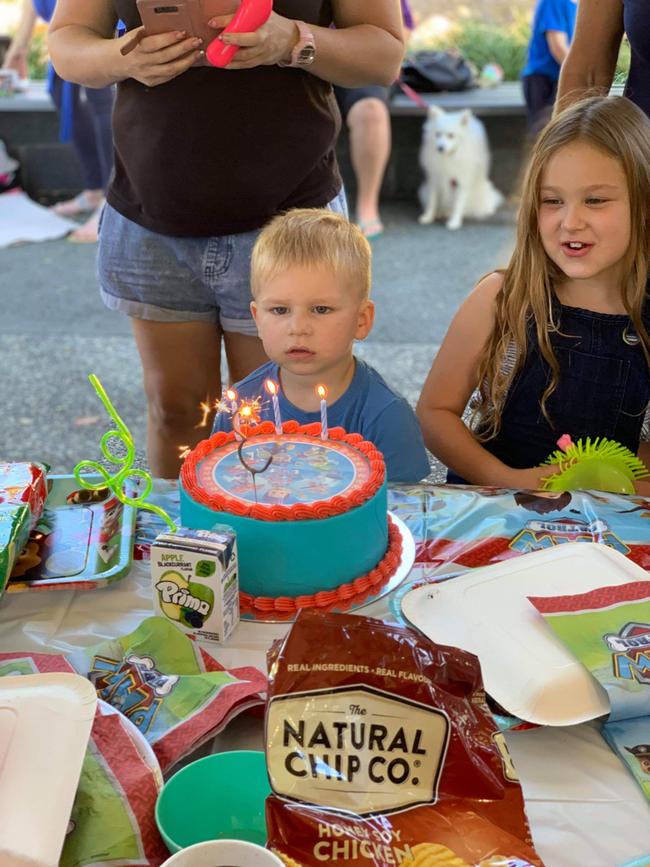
[{"xmin": 541, "ymin": 435, "xmax": 649, "ymax": 494}]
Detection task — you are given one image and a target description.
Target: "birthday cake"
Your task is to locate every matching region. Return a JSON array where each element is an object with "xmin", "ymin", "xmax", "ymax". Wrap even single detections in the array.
[{"xmin": 179, "ymin": 420, "xmax": 402, "ymax": 616}]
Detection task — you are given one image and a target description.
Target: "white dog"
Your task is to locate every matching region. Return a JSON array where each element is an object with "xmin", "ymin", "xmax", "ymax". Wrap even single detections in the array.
[{"xmin": 418, "ymin": 106, "xmax": 504, "ymax": 231}]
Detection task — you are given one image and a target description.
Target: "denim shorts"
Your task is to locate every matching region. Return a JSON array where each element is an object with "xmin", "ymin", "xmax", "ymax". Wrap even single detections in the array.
[{"xmin": 97, "ymin": 189, "xmax": 348, "ymax": 335}]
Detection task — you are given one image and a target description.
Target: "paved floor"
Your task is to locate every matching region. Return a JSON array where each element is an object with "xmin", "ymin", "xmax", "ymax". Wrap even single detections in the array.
[{"xmin": 1, "ymin": 200, "xmax": 516, "ymax": 475}]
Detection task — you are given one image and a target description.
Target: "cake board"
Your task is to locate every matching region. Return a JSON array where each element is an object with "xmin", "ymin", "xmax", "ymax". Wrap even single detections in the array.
[{"xmin": 240, "ymin": 511, "xmax": 415, "ymax": 624}]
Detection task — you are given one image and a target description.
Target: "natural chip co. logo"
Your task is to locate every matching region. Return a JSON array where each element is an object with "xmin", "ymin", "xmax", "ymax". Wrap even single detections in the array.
[
  {"xmin": 606, "ymin": 622, "xmax": 650, "ymax": 683},
  {"xmin": 266, "ymin": 684, "xmax": 450, "ymax": 815}
]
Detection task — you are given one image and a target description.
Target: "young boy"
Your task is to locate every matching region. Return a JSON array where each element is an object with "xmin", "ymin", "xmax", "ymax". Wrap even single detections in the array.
[{"xmin": 212, "ymin": 209, "xmax": 430, "ymax": 483}]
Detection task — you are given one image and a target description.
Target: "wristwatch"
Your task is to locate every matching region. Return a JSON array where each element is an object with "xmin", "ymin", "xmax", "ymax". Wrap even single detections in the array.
[{"xmin": 279, "ymin": 20, "xmax": 316, "ymax": 68}]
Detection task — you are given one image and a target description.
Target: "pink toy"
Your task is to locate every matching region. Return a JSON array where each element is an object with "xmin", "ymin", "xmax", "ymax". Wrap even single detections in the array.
[{"xmin": 206, "ymin": 0, "xmax": 273, "ymax": 67}]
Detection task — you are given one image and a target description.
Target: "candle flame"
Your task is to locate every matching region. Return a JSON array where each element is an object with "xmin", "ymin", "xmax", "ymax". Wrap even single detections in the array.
[
  {"xmin": 317, "ymin": 385, "xmax": 327, "ymax": 400},
  {"xmin": 265, "ymin": 379, "xmax": 278, "ymax": 396},
  {"xmin": 226, "ymin": 388, "xmax": 237, "ymax": 402}
]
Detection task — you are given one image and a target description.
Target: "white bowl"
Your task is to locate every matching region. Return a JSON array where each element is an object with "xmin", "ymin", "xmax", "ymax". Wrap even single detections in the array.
[{"xmin": 161, "ymin": 839, "xmax": 284, "ymax": 867}]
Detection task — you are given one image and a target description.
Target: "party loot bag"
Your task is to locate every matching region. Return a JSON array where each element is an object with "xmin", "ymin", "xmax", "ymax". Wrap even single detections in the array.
[
  {"xmin": 529, "ymin": 581, "xmax": 650, "ymax": 801},
  {"xmin": 0, "ymin": 652, "xmax": 169, "ymax": 866},
  {"xmin": 0, "ymin": 462, "xmax": 48, "ymax": 593},
  {"xmin": 265, "ymin": 610, "xmax": 543, "ymax": 867},
  {"xmin": 68, "ymin": 616, "xmax": 266, "ymax": 771}
]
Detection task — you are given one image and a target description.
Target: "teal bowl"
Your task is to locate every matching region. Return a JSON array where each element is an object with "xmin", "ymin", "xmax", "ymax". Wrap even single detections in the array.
[{"xmin": 155, "ymin": 750, "xmax": 270, "ymax": 854}]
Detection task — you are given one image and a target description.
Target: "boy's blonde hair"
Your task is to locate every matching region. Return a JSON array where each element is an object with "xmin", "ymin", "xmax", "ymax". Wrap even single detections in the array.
[
  {"xmin": 251, "ymin": 208, "xmax": 371, "ymax": 299},
  {"xmin": 473, "ymin": 96, "xmax": 650, "ymax": 440}
]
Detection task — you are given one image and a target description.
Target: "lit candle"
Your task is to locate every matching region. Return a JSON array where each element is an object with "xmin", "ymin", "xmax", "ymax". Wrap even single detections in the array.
[
  {"xmin": 317, "ymin": 385, "xmax": 328, "ymax": 440},
  {"xmin": 226, "ymin": 388, "xmax": 238, "ymax": 415},
  {"xmin": 265, "ymin": 379, "xmax": 282, "ymax": 435}
]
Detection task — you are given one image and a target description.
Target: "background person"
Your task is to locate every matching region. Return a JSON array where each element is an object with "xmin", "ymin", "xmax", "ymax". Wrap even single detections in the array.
[
  {"xmin": 557, "ymin": 0, "xmax": 650, "ymax": 118},
  {"xmin": 47, "ymin": 0, "xmax": 405, "ymax": 478},
  {"xmin": 521, "ymin": 0, "xmax": 578, "ymax": 133},
  {"xmin": 333, "ymin": 0, "xmax": 415, "ymax": 240},
  {"xmin": 3, "ymin": 0, "xmax": 114, "ymax": 242}
]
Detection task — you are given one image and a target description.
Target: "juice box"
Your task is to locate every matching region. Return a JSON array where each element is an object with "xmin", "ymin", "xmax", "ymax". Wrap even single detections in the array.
[{"xmin": 151, "ymin": 526, "xmax": 239, "ymax": 643}]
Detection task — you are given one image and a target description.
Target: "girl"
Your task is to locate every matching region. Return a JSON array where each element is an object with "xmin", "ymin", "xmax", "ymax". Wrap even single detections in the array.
[{"xmin": 416, "ymin": 96, "xmax": 650, "ymax": 491}]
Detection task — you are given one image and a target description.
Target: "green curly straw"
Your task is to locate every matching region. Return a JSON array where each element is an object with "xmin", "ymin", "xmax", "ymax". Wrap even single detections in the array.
[{"xmin": 73, "ymin": 374, "xmax": 177, "ymax": 532}]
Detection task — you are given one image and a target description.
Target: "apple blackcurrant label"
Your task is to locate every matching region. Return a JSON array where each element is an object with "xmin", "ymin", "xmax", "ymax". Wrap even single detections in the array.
[
  {"xmin": 266, "ymin": 684, "xmax": 450, "ymax": 815},
  {"xmin": 151, "ymin": 527, "xmax": 239, "ymax": 644}
]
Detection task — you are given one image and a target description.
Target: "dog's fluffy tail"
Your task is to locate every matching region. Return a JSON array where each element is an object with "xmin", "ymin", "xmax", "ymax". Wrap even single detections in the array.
[{"xmin": 470, "ymin": 180, "xmax": 505, "ymax": 218}]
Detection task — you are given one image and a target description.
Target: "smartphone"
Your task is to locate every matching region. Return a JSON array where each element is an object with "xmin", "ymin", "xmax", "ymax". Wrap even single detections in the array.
[{"xmin": 136, "ymin": 0, "xmax": 238, "ymax": 55}]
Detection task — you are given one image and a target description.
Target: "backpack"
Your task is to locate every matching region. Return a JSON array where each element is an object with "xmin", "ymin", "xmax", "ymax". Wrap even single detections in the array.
[{"xmin": 400, "ymin": 50, "xmax": 477, "ymax": 93}]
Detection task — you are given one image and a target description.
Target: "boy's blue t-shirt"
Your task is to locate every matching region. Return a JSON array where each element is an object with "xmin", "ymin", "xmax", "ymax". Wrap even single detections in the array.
[
  {"xmin": 212, "ymin": 358, "xmax": 430, "ymax": 484},
  {"xmin": 522, "ymin": 0, "xmax": 578, "ymax": 81}
]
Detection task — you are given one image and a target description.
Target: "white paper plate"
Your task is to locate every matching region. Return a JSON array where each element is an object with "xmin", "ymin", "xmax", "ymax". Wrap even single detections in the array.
[
  {"xmin": 400, "ymin": 543, "xmax": 648, "ymax": 726},
  {"xmin": 241, "ymin": 512, "xmax": 416, "ymax": 623},
  {"xmin": 0, "ymin": 673, "xmax": 97, "ymax": 866}
]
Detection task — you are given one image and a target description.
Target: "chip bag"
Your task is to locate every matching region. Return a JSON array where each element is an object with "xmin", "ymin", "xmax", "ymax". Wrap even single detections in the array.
[{"xmin": 265, "ymin": 610, "xmax": 543, "ymax": 867}]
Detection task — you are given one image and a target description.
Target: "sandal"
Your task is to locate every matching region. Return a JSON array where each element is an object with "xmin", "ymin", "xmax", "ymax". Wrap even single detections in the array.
[
  {"xmin": 359, "ymin": 218, "xmax": 384, "ymax": 241},
  {"xmin": 67, "ymin": 200, "xmax": 105, "ymax": 243},
  {"xmin": 52, "ymin": 190, "xmax": 103, "ymax": 218}
]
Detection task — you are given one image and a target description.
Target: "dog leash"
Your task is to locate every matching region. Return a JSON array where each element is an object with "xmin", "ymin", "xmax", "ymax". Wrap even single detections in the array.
[{"xmin": 394, "ymin": 77, "xmax": 430, "ymax": 111}]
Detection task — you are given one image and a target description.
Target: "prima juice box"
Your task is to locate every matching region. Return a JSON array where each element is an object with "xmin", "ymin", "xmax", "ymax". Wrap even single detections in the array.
[{"xmin": 151, "ymin": 526, "xmax": 239, "ymax": 643}]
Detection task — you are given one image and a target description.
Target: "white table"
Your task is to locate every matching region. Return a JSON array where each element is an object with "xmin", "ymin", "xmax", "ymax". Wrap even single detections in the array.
[{"xmin": 2, "ymin": 557, "xmax": 650, "ymax": 867}]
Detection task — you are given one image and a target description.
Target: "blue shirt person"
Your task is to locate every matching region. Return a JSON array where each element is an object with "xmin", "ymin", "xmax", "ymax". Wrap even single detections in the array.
[
  {"xmin": 522, "ymin": 0, "xmax": 578, "ymax": 132},
  {"xmin": 213, "ymin": 359, "xmax": 430, "ymax": 484}
]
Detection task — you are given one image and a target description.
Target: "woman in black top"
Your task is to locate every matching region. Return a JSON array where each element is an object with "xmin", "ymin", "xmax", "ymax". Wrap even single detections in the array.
[
  {"xmin": 558, "ymin": 0, "xmax": 650, "ymax": 117},
  {"xmin": 47, "ymin": 0, "xmax": 404, "ymax": 477}
]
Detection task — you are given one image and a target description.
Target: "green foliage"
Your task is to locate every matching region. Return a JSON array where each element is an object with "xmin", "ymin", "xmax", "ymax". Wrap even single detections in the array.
[
  {"xmin": 28, "ymin": 27, "xmax": 48, "ymax": 79},
  {"xmin": 614, "ymin": 39, "xmax": 631, "ymax": 85},
  {"xmin": 414, "ymin": 14, "xmax": 631, "ymax": 85},
  {"xmin": 413, "ymin": 16, "xmax": 530, "ymax": 81}
]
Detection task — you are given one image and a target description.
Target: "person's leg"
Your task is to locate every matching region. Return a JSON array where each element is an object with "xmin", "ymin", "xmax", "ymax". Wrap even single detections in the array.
[
  {"xmin": 49, "ymin": 78, "xmax": 105, "ymax": 216},
  {"xmin": 98, "ymin": 203, "xmax": 225, "ymax": 476},
  {"xmin": 346, "ymin": 96, "xmax": 391, "ymax": 235},
  {"xmin": 223, "ymin": 331, "xmax": 268, "ymax": 382},
  {"xmin": 522, "ymin": 74, "xmax": 557, "ymax": 137},
  {"xmin": 68, "ymin": 85, "xmax": 116, "ymax": 242},
  {"xmin": 81, "ymin": 84, "xmax": 115, "ymax": 190},
  {"xmin": 131, "ymin": 319, "xmax": 223, "ymax": 478}
]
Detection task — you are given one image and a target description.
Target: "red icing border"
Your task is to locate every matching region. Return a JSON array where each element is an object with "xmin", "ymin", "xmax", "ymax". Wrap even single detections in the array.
[
  {"xmin": 180, "ymin": 420, "xmax": 386, "ymax": 522},
  {"xmin": 239, "ymin": 516, "xmax": 402, "ymax": 619}
]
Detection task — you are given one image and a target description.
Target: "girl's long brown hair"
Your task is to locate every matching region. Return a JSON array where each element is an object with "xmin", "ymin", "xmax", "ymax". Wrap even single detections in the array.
[{"xmin": 473, "ymin": 96, "xmax": 650, "ymax": 441}]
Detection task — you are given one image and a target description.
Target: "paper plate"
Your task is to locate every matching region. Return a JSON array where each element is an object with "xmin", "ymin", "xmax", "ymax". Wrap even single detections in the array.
[
  {"xmin": 241, "ymin": 512, "xmax": 416, "ymax": 623},
  {"xmin": 400, "ymin": 543, "xmax": 648, "ymax": 726},
  {"xmin": 0, "ymin": 673, "xmax": 97, "ymax": 865}
]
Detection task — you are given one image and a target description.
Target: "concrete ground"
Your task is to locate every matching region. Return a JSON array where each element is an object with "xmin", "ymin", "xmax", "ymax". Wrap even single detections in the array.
[{"xmin": 0, "ymin": 200, "xmax": 516, "ymax": 476}]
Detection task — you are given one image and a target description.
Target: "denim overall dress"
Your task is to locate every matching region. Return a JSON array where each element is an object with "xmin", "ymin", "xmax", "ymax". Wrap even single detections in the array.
[{"xmin": 448, "ymin": 295, "xmax": 650, "ymax": 481}]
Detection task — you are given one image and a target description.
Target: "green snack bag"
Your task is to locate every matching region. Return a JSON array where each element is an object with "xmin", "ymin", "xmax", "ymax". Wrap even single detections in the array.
[
  {"xmin": 530, "ymin": 581, "xmax": 650, "ymax": 803},
  {"xmin": 0, "ymin": 504, "xmax": 31, "ymax": 594}
]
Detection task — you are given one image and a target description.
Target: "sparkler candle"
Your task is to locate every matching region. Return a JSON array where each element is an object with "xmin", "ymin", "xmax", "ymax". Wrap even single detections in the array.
[
  {"xmin": 265, "ymin": 379, "xmax": 282, "ymax": 435},
  {"xmin": 317, "ymin": 385, "xmax": 328, "ymax": 440}
]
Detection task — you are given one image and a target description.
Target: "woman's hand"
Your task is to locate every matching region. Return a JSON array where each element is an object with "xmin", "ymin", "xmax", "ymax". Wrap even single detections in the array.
[
  {"xmin": 206, "ymin": 11, "xmax": 296, "ymax": 69},
  {"xmin": 119, "ymin": 27, "xmax": 204, "ymax": 86}
]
